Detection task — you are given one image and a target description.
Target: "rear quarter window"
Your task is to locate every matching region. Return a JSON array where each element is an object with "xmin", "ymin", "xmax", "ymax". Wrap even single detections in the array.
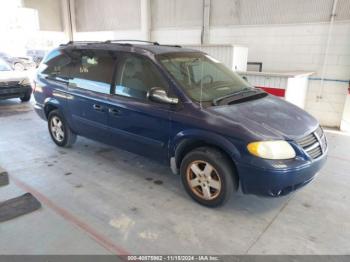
[
  {"xmin": 69, "ymin": 49, "xmax": 116, "ymax": 94},
  {"xmin": 38, "ymin": 49, "xmax": 71, "ymax": 78}
]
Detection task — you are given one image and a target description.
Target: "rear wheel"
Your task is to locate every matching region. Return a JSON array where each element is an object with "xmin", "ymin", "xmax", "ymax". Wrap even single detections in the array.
[
  {"xmin": 180, "ymin": 147, "xmax": 236, "ymax": 207},
  {"xmin": 48, "ymin": 110, "xmax": 76, "ymax": 147}
]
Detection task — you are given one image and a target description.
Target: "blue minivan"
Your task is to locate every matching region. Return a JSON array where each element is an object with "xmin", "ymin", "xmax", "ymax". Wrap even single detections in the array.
[{"xmin": 33, "ymin": 41, "xmax": 327, "ymax": 207}]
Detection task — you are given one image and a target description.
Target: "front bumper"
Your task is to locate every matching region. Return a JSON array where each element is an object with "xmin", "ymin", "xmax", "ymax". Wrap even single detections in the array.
[
  {"xmin": 237, "ymin": 153, "xmax": 327, "ymax": 197},
  {"xmin": 0, "ymin": 85, "xmax": 32, "ymax": 100}
]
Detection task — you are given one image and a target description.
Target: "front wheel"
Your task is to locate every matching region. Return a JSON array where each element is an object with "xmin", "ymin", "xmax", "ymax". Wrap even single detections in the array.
[
  {"xmin": 180, "ymin": 147, "xmax": 236, "ymax": 207},
  {"xmin": 14, "ymin": 62, "xmax": 25, "ymax": 71},
  {"xmin": 20, "ymin": 91, "xmax": 31, "ymax": 102},
  {"xmin": 48, "ymin": 110, "xmax": 77, "ymax": 147}
]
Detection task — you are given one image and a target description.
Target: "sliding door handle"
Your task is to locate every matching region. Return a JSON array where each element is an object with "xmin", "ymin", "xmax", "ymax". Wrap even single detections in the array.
[{"xmin": 108, "ymin": 108, "xmax": 121, "ymax": 116}]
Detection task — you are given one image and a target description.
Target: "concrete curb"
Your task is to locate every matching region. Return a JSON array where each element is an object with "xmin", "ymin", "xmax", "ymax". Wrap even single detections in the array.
[{"xmin": 0, "ymin": 167, "xmax": 9, "ymax": 187}]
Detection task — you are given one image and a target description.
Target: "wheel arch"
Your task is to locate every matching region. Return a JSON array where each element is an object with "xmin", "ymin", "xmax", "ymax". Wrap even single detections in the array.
[
  {"xmin": 172, "ymin": 130, "xmax": 241, "ymax": 188},
  {"xmin": 43, "ymin": 98, "xmax": 61, "ymax": 119}
]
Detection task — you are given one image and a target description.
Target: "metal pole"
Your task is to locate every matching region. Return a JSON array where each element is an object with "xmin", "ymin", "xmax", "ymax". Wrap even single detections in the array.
[
  {"xmin": 201, "ymin": 0, "xmax": 210, "ymax": 45},
  {"xmin": 61, "ymin": 0, "xmax": 74, "ymax": 41},
  {"xmin": 141, "ymin": 0, "xmax": 151, "ymax": 41}
]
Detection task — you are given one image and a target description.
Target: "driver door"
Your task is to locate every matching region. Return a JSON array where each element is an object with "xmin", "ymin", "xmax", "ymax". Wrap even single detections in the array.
[{"xmin": 106, "ymin": 53, "xmax": 176, "ymax": 163}]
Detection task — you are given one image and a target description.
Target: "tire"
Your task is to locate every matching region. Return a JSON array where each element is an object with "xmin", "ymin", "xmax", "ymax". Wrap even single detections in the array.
[
  {"xmin": 48, "ymin": 109, "xmax": 77, "ymax": 147},
  {"xmin": 20, "ymin": 91, "xmax": 31, "ymax": 102},
  {"xmin": 180, "ymin": 147, "xmax": 236, "ymax": 207},
  {"xmin": 14, "ymin": 62, "xmax": 25, "ymax": 71}
]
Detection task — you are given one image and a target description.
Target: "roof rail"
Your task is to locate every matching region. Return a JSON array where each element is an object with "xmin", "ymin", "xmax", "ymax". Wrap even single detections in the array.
[
  {"xmin": 105, "ymin": 40, "xmax": 181, "ymax": 48},
  {"xmin": 104, "ymin": 40, "xmax": 160, "ymax": 45},
  {"xmin": 161, "ymin": 44, "xmax": 182, "ymax": 48},
  {"xmin": 59, "ymin": 40, "xmax": 103, "ymax": 46},
  {"xmin": 59, "ymin": 40, "xmax": 182, "ymax": 49}
]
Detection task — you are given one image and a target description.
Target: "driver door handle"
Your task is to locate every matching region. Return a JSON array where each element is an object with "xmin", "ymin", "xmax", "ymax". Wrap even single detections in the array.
[{"xmin": 93, "ymin": 104, "xmax": 104, "ymax": 111}]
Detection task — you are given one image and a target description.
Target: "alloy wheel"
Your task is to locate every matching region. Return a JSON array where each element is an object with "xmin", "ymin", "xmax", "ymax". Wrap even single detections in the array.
[
  {"xmin": 186, "ymin": 160, "xmax": 222, "ymax": 200},
  {"xmin": 50, "ymin": 116, "xmax": 65, "ymax": 142}
]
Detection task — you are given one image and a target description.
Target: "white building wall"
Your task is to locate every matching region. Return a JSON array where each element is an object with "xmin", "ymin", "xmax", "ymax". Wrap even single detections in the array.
[
  {"xmin": 23, "ymin": 0, "xmax": 63, "ymax": 31},
  {"xmin": 74, "ymin": 0, "xmax": 141, "ymax": 31},
  {"xmin": 151, "ymin": 0, "xmax": 203, "ymax": 28}
]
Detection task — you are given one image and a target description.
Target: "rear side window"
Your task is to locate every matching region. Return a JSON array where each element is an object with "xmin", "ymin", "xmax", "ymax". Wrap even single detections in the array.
[
  {"xmin": 114, "ymin": 54, "xmax": 168, "ymax": 100},
  {"xmin": 69, "ymin": 49, "xmax": 116, "ymax": 94},
  {"xmin": 38, "ymin": 49, "xmax": 71, "ymax": 78}
]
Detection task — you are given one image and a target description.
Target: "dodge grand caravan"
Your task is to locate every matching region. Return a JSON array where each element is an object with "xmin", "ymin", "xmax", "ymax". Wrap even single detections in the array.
[{"xmin": 33, "ymin": 40, "xmax": 327, "ymax": 207}]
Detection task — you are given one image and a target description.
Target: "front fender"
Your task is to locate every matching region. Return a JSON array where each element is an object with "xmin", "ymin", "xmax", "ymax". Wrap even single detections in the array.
[
  {"xmin": 171, "ymin": 129, "xmax": 241, "ymax": 165},
  {"xmin": 43, "ymin": 97, "xmax": 62, "ymax": 116}
]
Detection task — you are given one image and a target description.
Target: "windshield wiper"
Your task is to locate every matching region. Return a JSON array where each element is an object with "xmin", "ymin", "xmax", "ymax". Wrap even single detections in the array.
[{"xmin": 213, "ymin": 88, "xmax": 260, "ymax": 105}]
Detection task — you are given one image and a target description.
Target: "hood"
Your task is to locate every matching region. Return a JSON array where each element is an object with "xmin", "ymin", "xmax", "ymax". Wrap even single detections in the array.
[
  {"xmin": 0, "ymin": 70, "xmax": 28, "ymax": 82},
  {"xmin": 207, "ymin": 95, "xmax": 319, "ymax": 140},
  {"xmin": 17, "ymin": 56, "xmax": 34, "ymax": 63}
]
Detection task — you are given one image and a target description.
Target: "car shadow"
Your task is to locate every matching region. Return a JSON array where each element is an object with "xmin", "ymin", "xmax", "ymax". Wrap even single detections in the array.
[
  {"xmin": 0, "ymin": 99, "xmax": 33, "ymax": 117},
  {"xmin": 61, "ymin": 137, "xmax": 291, "ymax": 215}
]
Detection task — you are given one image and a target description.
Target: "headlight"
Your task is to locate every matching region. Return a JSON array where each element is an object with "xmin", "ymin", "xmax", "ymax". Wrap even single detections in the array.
[{"xmin": 247, "ymin": 141, "xmax": 296, "ymax": 160}]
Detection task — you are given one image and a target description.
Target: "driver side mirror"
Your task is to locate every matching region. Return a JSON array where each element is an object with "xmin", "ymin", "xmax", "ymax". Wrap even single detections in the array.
[{"xmin": 147, "ymin": 87, "xmax": 179, "ymax": 105}]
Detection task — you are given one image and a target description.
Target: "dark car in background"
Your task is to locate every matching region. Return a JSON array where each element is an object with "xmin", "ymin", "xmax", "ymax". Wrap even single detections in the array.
[
  {"xmin": 33, "ymin": 41, "xmax": 328, "ymax": 207},
  {"xmin": 0, "ymin": 58, "xmax": 32, "ymax": 102},
  {"xmin": 0, "ymin": 51, "xmax": 36, "ymax": 71},
  {"xmin": 27, "ymin": 49, "xmax": 47, "ymax": 66}
]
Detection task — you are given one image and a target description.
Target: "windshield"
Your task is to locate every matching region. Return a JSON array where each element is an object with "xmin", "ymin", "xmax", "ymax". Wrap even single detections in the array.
[
  {"xmin": 0, "ymin": 59, "xmax": 11, "ymax": 71},
  {"xmin": 157, "ymin": 52, "xmax": 252, "ymax": 102}
]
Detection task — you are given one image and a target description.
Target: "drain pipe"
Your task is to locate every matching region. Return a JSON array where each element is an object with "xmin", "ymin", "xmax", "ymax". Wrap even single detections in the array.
[
  {"xmin": 318, "ymin": 0, "xmax": 338, "ymax": 100},
  {"xmin": 201, "ymin": 0, "xmax": 211, "ymax": 44}
]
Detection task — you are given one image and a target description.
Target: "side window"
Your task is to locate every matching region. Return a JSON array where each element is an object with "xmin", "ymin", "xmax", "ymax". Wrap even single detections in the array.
[
  {"xmin": 69, "ymin": 50, "xmax": 116, "ymax": 94},
  {"xmin": 115, "ymin": 54, "xmax": 168, "ymax": 100},
  {"xmin": 39, "ymin": 49, "xmax": 71, "ymax": 78}
]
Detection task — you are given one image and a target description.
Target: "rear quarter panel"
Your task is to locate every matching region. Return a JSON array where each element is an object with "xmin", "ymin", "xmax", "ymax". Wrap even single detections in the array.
[{"xmin": 34, "ymin": 75, "xmax": 69, "ymax": 121}]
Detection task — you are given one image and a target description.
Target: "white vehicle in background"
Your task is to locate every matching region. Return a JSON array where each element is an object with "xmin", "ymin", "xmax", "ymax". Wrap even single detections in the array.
[
  {"xmin": 0, "ymin": 51, "xmax": 36, "ymax": 71},
  {"xmin": 0, "ymin": 58, "xmax": 33, "ymax": 102}
]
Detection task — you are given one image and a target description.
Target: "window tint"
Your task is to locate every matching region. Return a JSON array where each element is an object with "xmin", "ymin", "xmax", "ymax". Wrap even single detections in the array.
[
  {"xmin": 115, "ymin": 54, "xmax": 168, "ymax": 100},
  {"xmin": 39, "ymin": 49, "xmax": 71, "ymax": 78},
  {"xmin": 69, "ymin": 50, "xmax": 116, "ymax": 94}
]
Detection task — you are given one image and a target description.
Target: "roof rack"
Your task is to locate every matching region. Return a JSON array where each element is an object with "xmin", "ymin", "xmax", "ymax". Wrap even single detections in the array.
[
  {"xmin": 60, "ymin": 40, "xmax": 182, "ymax": 48},
  {"xmin": 104, "ymin": 40, "xmax": 160, "ymax": 45},
  {"xmin": 105, "ymin": 40, "xmax": 181, "ymax": 48},
  {"xmin": 161, "ymin": 44, "xmax": 182, "ymax": 48},
  {"xmin": 60, "ymin": 41, "xmax": 103, "ymax": 46}
]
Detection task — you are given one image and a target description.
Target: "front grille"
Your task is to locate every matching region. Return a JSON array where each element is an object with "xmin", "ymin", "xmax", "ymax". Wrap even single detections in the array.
[
  {"xmin": 0, "ymin": 81, "xmax": 20, "ymax": 88},
  {"xmin": 307, "ymin": 145, "xmax": 322, "ymax": 159},
  {"xmin": 295, "ymin": 126, "xmax": 327, "ymax": 159},
  {"xmin": 296, "ymin": 133, "xmax": 317, "ymax": 148}
]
